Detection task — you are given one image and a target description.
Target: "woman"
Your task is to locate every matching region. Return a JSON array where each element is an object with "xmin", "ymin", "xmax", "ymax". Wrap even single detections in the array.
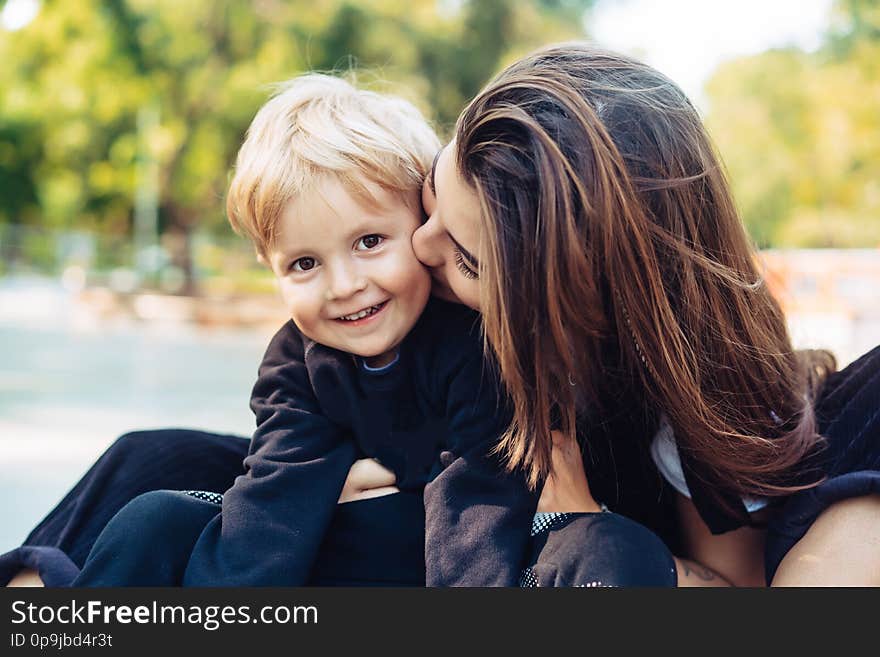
[
  {"xmin": 8, "ymin": 42, "xmax": 878, "ymax": 587},
  {"xmin": 412, "ymin": 43, "xmax": 880, "ymax": 586}
]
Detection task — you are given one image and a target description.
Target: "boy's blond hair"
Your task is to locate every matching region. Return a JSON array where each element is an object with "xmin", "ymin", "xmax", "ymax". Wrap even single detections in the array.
[{"xmin": 226, "ymin": 74, "xmax": 440, "ymax": 258}]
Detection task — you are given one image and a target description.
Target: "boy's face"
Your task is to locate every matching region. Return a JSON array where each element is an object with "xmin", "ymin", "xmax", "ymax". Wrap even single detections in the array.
[{"xmin": 267, "ymin": 176, "xmax": 432, "ymax": 367}]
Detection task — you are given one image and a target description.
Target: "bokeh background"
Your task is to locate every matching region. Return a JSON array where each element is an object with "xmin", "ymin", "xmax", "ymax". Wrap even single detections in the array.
[{"xmin": 1, "ymin": 0, "xmax": 878, "ymax": 552}]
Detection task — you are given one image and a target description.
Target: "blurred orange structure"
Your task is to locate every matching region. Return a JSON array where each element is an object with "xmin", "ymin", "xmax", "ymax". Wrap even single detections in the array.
[{"xmin": 760, "ymin": 249, "xmax": 880, "ymax": 365}]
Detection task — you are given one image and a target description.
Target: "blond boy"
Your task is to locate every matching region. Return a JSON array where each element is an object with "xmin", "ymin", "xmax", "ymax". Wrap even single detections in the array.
[{"xmin": 71, "ymin": 76, "xmax": 535, "ymax": 587}]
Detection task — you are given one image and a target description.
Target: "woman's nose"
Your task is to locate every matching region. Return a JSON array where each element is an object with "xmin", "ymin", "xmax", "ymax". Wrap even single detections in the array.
[{"xmin": 412, "ymin": 216, "xmax": 445, "ymax": 267}]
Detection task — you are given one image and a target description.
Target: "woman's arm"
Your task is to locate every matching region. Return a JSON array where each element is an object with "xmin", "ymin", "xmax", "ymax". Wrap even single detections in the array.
[
  {"xmin": 541, "ymin": 434, "xmax": 735, "ymax": 587},
  {"xmin": 424, "ymin": 346, "xmax": 539, "ymax": 587},
  {"xmin": 676, "ymin": 492, "xmax": 766, "ymax": 587},
  {"xmin": 673, "ymin": 557, "xmax": 732, "ymax": 587}
]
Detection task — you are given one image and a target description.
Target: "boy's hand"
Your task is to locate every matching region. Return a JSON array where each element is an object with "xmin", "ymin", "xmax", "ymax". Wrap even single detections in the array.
[{"xmin": 338, "ymin": 458, "xmax": 399, "ymax": 503}]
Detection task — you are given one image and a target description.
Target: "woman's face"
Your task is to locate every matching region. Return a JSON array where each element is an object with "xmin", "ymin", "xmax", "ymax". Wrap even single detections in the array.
[{"xmin": 412, "ymin": 141, "xmax": 484, "ymax": 310}]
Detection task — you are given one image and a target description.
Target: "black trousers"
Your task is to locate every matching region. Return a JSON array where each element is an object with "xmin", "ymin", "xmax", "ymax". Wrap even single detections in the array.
[
  {"xmin": 72, "ymin": 489, "xmax": 429, "ymax": 587},
  {"xmin": 1, "ymin": 430, "xmax": 676, "ymax": 587},
  {"xmin": 0, "ymin": 429, "xmax": 250, "ymax": 587}
]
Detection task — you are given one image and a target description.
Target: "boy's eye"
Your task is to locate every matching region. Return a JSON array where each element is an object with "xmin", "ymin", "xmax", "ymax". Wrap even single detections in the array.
[
  {"xmin": 356, "ymin": 234, "xmax": 383, "ymax": 250},
  {"xmin": 291, "ymin": 257, "xmax": 316, "ymax": 272}
]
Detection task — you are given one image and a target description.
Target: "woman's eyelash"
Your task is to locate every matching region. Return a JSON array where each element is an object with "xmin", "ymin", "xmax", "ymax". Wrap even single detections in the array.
[{"xmin": 453, "ymin": 249, "xmax": 478, "ymax": 280}]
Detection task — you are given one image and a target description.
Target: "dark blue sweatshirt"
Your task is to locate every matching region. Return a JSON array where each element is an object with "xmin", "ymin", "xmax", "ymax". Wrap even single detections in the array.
[{"xmin": 182, "ymin": 298, "xmax": 538, "ymax": 586}]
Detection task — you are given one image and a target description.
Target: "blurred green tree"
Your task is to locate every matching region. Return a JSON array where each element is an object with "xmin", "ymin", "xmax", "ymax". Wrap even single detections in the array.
[
  {"xmin": 0, "ymin": 0, "xmax": 592, "ymax": 291},
  {"xmin": 705, "ymin": 0, "xmax": 880, "ymax": 248}
]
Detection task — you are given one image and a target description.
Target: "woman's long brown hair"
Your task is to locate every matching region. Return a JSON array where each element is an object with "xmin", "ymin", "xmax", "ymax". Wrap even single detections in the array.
[{"xmin": 455, "ymin": 43, "xmax": 834, "ymax": 515}]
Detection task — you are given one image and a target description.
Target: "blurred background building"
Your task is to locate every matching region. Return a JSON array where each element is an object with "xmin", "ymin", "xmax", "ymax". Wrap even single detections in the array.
[{"xmin": 1, "ymin": 0, "xmax": 877, "ymax": 551}]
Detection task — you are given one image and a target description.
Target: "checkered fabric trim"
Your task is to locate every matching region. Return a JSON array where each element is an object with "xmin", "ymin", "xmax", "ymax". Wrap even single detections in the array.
[
  {"xmin": 181, "ymin": 490, "xmax": 224, "ymax": 505},
  {"xmin": 519, "ymin": 568, "xmax": 539, "ymax": 587},
  {"xmin": 576, "ymin": 581, "xmax": 614, "ymax": 587},
  {"xmin": 530, "ymin": 512, "xmax": 576, "ymax": 537},
  {"xmin": 529, "ymin": 505, "xmax": 609, "ymax": 537},
  {"xmin": 520, "ymin": 568, "xmax": 614, "ymax": 588},
  {"xmin": 520, "ymin": 513, "xmax": 578, "ymax": 587}
]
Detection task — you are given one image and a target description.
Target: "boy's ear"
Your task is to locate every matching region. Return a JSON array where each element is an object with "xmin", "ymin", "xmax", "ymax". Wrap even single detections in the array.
[{"xmin": 255, "ymin": 250, "xmax": 267, "ymax": 266}]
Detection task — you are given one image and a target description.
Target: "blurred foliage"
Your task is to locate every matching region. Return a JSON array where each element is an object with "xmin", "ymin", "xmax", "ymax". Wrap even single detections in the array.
[
  {"xmin": 0, "ymin": 0, "xmax": 592, "ymax": 289},
  {"xmin": 3, "ymin": 0, "xmax": 877, "ymax": 292},
  {"xmin": 705, "ymin": 0, "xmax": 880, "ymax": 247}
]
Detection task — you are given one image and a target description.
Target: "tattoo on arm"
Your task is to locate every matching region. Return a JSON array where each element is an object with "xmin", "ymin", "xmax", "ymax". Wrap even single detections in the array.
[
  {"xmin": 679, "ymin": 558, "xmax": 729, "ymax": 585},
  {"xmin": 692, "ymin": 564, "xmax": 717, "ymax": 581}
]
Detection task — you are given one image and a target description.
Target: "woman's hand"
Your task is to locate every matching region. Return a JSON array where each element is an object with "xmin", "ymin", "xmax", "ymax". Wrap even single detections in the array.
[
  {"xmin": 338, "ymin": 458, "xmax": 399, "ymax": 503},
  {"xmin": 536, "ymin": 431, "xmax": 602, "ymax": 513}
]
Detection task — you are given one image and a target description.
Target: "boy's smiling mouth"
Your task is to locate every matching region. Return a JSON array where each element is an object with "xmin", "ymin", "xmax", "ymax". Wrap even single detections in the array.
[{"xmin": 334, "ymin": 300, "xmax": 389, "ymax": 324}]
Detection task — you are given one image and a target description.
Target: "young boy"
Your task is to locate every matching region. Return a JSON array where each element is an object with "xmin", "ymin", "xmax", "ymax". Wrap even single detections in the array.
[{"xmin": 71, "ymin": 74, "xmax": 537, "ymax": 587}]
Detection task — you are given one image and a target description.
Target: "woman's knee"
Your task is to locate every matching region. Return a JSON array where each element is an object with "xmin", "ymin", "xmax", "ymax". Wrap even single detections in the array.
[
  {"xmin": 108, "ymin": 430, "xmax": 206, "ymax": 465},
  {"xmin": 102, "ymin": 430, "xmax": 180, "ymax": 478},
  {"xmin": 528, "ymin": 513, "xmax": 677, "ymax": 587},
  {"xmin": 100, "ymin": 431, "xmax": 146, "ymax": 469},
  {"xmin": 103, "ymin": 429, "xmax": 244, "ymax": 488}
]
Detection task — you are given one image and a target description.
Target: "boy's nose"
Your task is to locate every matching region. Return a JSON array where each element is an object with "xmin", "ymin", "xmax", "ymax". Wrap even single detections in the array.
[
  {"xmin": 412, "ymin": 217, "xmax": 444, "ymax": 267},
  {"xmin": 325, "ymin": 263, "xmax": 367, "ymax": 301}
]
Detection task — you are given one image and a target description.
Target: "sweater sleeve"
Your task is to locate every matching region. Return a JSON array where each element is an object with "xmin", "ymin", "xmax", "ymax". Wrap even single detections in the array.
[
  {"xmin": 182, "ymin": 322, "xmax": 357, "ymax": 586},
  {"xmin": 423, "ymin": 350, "xmax": 538, "ymax": 587}
]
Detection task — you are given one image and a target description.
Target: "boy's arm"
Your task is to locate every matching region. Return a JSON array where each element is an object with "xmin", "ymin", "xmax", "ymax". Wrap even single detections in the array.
[
  {"xmin": 182, "ymin": 322, "xmax": 356, "ymax": 586},
  {"xmin": 423, "ymin": 352, "xmax": 539, "ymax": 587}
]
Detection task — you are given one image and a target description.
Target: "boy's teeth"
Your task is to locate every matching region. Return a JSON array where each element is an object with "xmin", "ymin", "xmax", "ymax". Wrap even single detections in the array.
[{"xmin": 340, "ymin": 304, "xmax": 381, "ymax": 321}]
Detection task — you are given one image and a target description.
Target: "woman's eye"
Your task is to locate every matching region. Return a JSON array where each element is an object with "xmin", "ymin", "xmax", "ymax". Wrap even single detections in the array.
[
  {"xmin": 291, "ymin": 257, "xmax": 316, "ymax": 272},
  {"xmin": 356, "ymin": 234, "xmax": 383, "ymax": 250},
  {"xmin": 453, "ymin": 249, "xmax": 478, "ymax": 280}
]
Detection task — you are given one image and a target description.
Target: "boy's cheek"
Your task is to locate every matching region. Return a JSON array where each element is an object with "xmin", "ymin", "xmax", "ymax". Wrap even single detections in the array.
[
  {"xmin": 275, "ymin": 282, "xmax": 307, "ymax": 320},
  {"xmin": 408, "ymin": 259, "xmax": 434, "ymax": 296}
]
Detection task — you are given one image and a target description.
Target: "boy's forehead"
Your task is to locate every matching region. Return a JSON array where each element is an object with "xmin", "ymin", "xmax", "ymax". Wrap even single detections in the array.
[
  {"xmin": 295, "ymin": 174, "xmax": 403, "ymax": 215},
  {"xmin": 271, "ymin": 175, "xmax": 419, "ymax": 249}
]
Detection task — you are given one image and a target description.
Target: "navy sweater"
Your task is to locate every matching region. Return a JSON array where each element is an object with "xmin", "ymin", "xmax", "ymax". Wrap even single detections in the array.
[{"xmin": 182, "ymin": 298, "xmax": 537, "ymax": 586}]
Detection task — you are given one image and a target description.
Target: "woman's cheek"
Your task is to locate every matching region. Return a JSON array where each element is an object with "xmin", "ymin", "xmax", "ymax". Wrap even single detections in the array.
[
  {"xmin": 430, "ymin": 278, "xmax": 464, "ymax": 305},
  {"xmin": 448, "ymin": 274, "xmax": 481, "ymax": 311}
]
